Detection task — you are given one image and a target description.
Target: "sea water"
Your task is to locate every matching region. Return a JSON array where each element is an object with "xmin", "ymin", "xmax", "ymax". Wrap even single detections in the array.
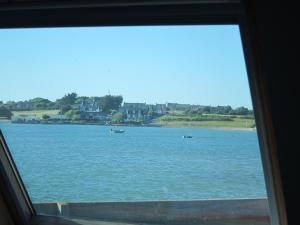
[{"xmin": 0, "ymin": 123, "xmax": 266, "ymax": 203}]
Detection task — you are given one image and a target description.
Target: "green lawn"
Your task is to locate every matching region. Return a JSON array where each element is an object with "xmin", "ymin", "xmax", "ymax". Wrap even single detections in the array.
[
  {"xmin": 12, "ymin": 110, "xmax": 60, "ymax": 118},
  {"xmin": 154, "ymin": 114, "xmax": 255, "ymax": 129}
]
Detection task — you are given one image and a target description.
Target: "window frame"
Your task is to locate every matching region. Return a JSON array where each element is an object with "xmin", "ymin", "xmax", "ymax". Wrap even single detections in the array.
[
  {"xmin": 0, "ymin": 1, "xmax": 287, "ymax": 225},
  {"xmin": 0, "ymin": 131, "xmax": 35, "ymax": 225}
]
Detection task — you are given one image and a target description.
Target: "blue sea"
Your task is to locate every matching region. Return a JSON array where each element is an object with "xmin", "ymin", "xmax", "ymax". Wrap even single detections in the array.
[{"xmin": 0, "ymin": 123, "xmax": 267, "ymax": 203}]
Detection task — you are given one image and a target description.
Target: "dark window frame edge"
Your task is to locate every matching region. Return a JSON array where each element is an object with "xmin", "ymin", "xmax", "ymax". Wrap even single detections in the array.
[
  {"xmin": 0, "ymin": 130, "xmax": 35, "ymax": 225},
  {"xmin": 0, "ymin": 2, "xmax": 287, "ymax": 225},
  {"xmin": 238, "ymin": 14, "xmax": 288, "ymax": 225}
]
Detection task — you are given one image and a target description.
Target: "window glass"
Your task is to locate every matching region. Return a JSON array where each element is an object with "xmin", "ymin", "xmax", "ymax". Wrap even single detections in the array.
[{"xmin": 0, "ymin": 25, "xmax": 270, "ymax": 225}]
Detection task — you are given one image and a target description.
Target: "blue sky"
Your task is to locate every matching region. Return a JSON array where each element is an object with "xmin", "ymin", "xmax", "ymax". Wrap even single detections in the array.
[{"xmin": 0, "ymin": 25, "xmax": 252, "ymax": 108}]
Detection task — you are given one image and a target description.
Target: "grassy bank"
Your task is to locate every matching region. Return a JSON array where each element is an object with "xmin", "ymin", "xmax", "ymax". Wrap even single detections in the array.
[
  {"xmin": 10, "ymin": 110, "xmax": 255, "ymax": 130},
  {"xmin": 12, "ymin": 110, "xmax": 60, "ymax": 118},
  {"xmin": 154, "ymin": 114, "xmax": 255, "ymax": 129}
]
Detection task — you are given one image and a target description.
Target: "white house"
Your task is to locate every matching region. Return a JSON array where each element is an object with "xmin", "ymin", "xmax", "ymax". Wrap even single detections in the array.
[{"xmin": 80, "ymin": 100, "xmax": 106, "ymax": 120}]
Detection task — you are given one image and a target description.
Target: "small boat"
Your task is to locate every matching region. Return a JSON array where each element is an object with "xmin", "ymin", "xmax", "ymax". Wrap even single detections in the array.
[
  {"xmin": 110, "ymin": 129, "xmax": 125, "ymax": 133},
  {"xmin": 182, "ymin": 135, "xmax": 192, "ymax": 138}
]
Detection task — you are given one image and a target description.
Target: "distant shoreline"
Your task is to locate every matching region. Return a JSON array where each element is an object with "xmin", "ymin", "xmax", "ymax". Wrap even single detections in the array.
[
  {"xmin": 203, "ymin": 126, "xmax": 256, "ymax": 132},
  {"xmin": 0, "ymin": 119, "xmax": 256, "ymax": 131},
  {"xmin": 157, "ymin": 124, "xmax": 256, "ymax": 132},
  {"xmin": 153, "ymin": 119, "xmax": 256, "ymax": 131}
]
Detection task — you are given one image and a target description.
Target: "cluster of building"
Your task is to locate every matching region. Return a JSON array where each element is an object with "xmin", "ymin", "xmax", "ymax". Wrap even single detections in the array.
[
  {"xmin": 120, "ymin": 103, "xmax": 167, "ymax": 122},
  {"xmin": 11, "ymin": 99, "xmax": 236, "ymax": 123},
  {"xmin": 78, "ymin": 101, "xmax": 169, "ymax": 121},
  {"xmin": 78, "ymin": 101, "xmax": 234, "ymax": 121}
]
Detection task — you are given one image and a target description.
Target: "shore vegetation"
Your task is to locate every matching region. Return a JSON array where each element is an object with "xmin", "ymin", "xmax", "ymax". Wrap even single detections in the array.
[{"xmin": 0, "ymin": 93, "xmax": 255, "ymax": 130}]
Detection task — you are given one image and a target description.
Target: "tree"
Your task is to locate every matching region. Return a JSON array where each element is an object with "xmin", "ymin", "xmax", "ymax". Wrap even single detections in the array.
[
  {"xmin": 185, "ymin": 108, "xmax": 200, "ymax": 115},
  {"xmin": 232, "ymin": 106, "xmax": 249, "ymax": 115},
  {"xmin": 58, "ymin": 92, "xmax": 78, "ymax": 106},
  {"xmin": 4, "ymin": 101, "xmax": 16, "ymax": 110},
  {"xmin": 224, "ymin": 105, "xmax": 232, "ymax": 114},
  {"xmin": 202, "ymin": 106, "xmax": 211, "ymax": 114},
  {"xmin": 60, "ymin": 105, "xmax": 72, "ymax": 114},
  {"xmin": 42, "ymin": 114, "xmax": 50, "ymax": 120},
  {"xmin": 111, "ymin": 112, "xmax": 124, "ymax": 123},
  {"xmin": 75, "ymin": 96, "xmax": 89, "ymax": 104},
  {"xmin": 100, "ymin": 95, "xmax": 123, "ymax": 113},
  {"xmin": 29, "ymin": 98, "xmax": 53, "ymax": 109},
  {"xmin": 65, "ymin": 109, "xmax": 80, "ymax": 120},
  {"xmin": 0, "ymin": 106, "xmax": 13, "ymax": 119}
]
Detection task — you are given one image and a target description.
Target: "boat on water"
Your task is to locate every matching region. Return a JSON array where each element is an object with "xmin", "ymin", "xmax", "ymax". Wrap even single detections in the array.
[
  {"xmin": 182, "ymin": 135, "xmax": 192, "ymax": 138},
  {"xmin": 110, "ymin": 129, "xmax": 125, "ymax": 133}
]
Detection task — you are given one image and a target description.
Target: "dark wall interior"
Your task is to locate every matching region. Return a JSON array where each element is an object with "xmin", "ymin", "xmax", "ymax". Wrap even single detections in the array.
[
  {"xmin": 244, "ymin": 1, "xmax": 298, "ymax": 224},
  {"xmin": 0, "ymin": 1, "xmax": 298, "ymax": 224},
  {"xmin": 0, "ymin": 191, "xmax": 14, "ymax": 225}
]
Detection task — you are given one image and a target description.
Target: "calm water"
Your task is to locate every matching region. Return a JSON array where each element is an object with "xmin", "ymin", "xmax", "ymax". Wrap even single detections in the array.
[{"xmin": 0, "ymin": 123, "xmax": 267, "ymax": 203}]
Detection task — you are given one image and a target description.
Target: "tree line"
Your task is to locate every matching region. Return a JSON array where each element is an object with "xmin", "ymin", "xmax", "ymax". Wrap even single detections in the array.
[
  {"xmin": 0, "ymin": 93, "xmax": 123, "ymax": 119},
  {"xmin": 185, "ymin": 105, "xmax": 253, "ymax": 116},
  {"xmin": 0, "ymin": 93, "xmax": 253, "ymax": 119}
]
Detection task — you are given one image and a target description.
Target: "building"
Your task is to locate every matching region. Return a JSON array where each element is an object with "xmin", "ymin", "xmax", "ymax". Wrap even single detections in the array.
[
  {"xmin": 120, "ymin": 103, "xmax": 168, "ymax": 121},
  {"xmin": 148, "ymin": 104, "xmax": 167, "ymax": 115},
  {"xmin": 154, "ymin": 104, "xmax": 167, "ymax": 115},
  {"xmin": 166, "ymin": 103, "xmax": 191, "ymax": 111},
  {"xmin": 120, "ymin": 102, "xmax": 149, "ymax": 121},
  {"xmin": 79, "ymin": 100, "xmax": 106, "ymax": 120}
]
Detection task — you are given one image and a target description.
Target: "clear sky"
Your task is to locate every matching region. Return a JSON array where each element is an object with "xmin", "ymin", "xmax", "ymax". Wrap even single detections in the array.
[{"xmin": 0, "ymin": 25, "xmax": 252, "ymax": 108}]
